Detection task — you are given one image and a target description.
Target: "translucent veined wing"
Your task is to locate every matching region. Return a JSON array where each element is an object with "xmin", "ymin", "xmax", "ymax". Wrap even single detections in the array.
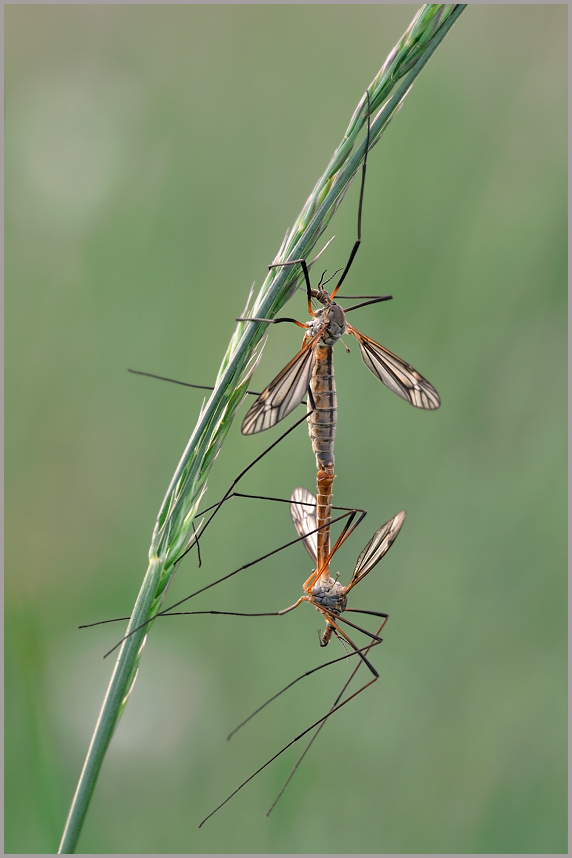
[
  {"xmin": 290, "ymin": 487, "xmax": 318, "ymax": 565},
  {"xmin": 347, "ymin": 510, "xmax": 406, "ymax": 591},
  {"xmin": 241, "ymin": 330, "xmax": 324, "ymax": 435},
  {"xmin": 346, "ymin": 323, "xmax": 440, "ymax": 410}
]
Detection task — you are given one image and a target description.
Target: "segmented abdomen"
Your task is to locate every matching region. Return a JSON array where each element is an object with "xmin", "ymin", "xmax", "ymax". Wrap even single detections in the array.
[{"xmin": 307, "ymin": 344, "xmax": 337, "ymax": 470}]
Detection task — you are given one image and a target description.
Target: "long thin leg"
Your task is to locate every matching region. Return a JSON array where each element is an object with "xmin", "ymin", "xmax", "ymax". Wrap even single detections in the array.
[
  {"xmin": 268, "ymin": 258, "xmax": 314, "ymax": 312},
  {"xmin": 153, "ymin": 597, "xmax": 306, "ymax": 622},
  {"xmin": 344, "ymin": 607, "xmax": 389, "ymax": 619},
  {"xmin": 227, "ymin": 637, "xmax": 383, "ymax": 742},
  {"xmin": 316, "ymin": 611, "xmax": 381, "ymax": 676},
  {"xmin": 161, "ymin": 505, "xmax": 360, "ymax": 618},
  {"xmin": 322, "ymin": 610, "xmax": 384, "ymax": 645},
  {"xmin": 266, "ymin": 616, "xmax": 387, "ymax": 816},
  {"xmin": 128, "ymin": 374, "xmax": 313, "ymax": 569},
  {"xmin": 194, "ymin": 490, "xmax": 296, "ymax": 519},
  {"xmin": 191, "ymin": 522, "xmax": 201, "ymax": 568},
  {"xmin": 127, "ymin": 368, "xmax": 261, "ymax": 397},
  {"xmin": 199, "ymin": 490, "xmax": 357, "ymax": 518},
  {"xmin": 198, "ymin": 634, "xmax": 381, "ymax": 828},
  {"xmin": 128, "ymin": 368, "xmax": 225, "ymax": 392},
  {"xmin": 303, "ymin": 506, "xmax": 367, "ymax": 587},
  {"xmin": 79, "ymin": 499, "xmax": 363, "ymax": 630},
  {"xmin": 97, "ymin": 507, "xmax": 360, "ymax": 659},
  {"xmin": 79, "ymin": 533, "xmax": 301, "ymax": 631},
  {"xmin": 330, "ymin": 90, "xmax": 371, "ymax": 299},
  {"xmin": 235, "ymin": 315, "xmax": 308, "ymax": 329},
  {"xmin": 173, "ymin": 408, "xmax": 314, "ymax": 568},
  {"xmin": 321, "ymin": 503, "xmax": 367, "ymax": 570},
  {"xmin": 342, "ymin": 295, "xmax": 393, "ymax": 313}
]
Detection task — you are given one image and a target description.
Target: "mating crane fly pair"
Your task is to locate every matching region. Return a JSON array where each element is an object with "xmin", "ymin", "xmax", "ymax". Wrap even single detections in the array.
[{"xmin": 113, "ymin": 89, "xmax": 442, "ymax": 824}]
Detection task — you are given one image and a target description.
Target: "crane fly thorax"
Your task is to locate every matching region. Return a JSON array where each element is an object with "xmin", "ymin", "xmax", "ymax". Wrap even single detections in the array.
[
  {"xmin": 308, "ymin": 302, "xmax": 346, "ymax": 347},
  {"xmin": 310, "ymin": 577, "xmax": 347, "ymax": 615}
]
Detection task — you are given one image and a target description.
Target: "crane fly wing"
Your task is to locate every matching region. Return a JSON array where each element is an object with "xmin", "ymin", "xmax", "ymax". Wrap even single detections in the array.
[
  {"xmin": 241, "ymin": 331, "xmax": 323, "ymax": 435},
  {"xmin": 241, "ymin": 345, "xmax": 314, "ymax": 434},
  {"xmin": 346, "ymin": 323, "xmax": 440, "ymax": 410},
  {"xmin": 347, "ymin": 510, "xmax": 406, "ymax": 591},
  {"xmin": 290, "ymin": 487, "xmax": 318, "ymax": 564}
]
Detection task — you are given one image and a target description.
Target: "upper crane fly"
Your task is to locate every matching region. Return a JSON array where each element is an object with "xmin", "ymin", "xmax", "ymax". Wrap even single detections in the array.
[{"xmin": 240, "ymin": 90, "xmax": 440, "ymax": 440}]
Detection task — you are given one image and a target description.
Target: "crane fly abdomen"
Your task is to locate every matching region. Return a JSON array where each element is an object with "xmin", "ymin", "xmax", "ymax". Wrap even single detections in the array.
[
  {"xmin": 316, "ymin": 465, "xmax": 335, "ymax": 578},
  {"xmin": 308, "ymin": 344, "xmax": 337, "ymax": 470},
  {"xmin": 306, "ymin": 298, "xmax": 346, "ymax": 471}
]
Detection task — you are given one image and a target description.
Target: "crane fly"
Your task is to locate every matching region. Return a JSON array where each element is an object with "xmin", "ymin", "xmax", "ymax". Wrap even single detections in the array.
[
  {"xmin": 88, "ymin": 487, "xmax": 398, "ymax": 667},
  {"xmin": 132, "ymin": 487, "xmax": 404, "ymax": 826},
  {"xmin": 240, "ymin": 89, "xmax": 440, "ymax": 445},
  {"xmin": 288, "ymin": 486, "xmax": 405, "ymax": 650},
  {"xmin": 194, "ymin": 487, "xmax": 406, "ymax": 826},
  {"xmin": 152, "ymin": 488, "xmax": 403, "ymax": 675},
  {"xmin": 116, "ymin": 93, "xmax": 412, "ymax": 822}
]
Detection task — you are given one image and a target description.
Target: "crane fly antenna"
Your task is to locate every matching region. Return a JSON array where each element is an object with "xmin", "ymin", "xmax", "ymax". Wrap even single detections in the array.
[{"xmin": 317, "ymin": 267, "xmax": 343, "ymax": 289}]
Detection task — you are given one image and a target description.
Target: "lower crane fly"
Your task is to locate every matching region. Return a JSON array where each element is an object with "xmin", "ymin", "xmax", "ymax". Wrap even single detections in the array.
[
  {"xmin": 83, "ymin": 482, "xmax": 405, "ymax": 824},
  {"xmin": 288, "ymin": 486, "xmax": 405, "ymax": 651},
  {"xmin": 194, "ymin": 487, "xmax": 406, "ymax": 826},
  {"xmin": 240, "ymin": 90, "xmax": 440, "ymax": 439},
  {"xmin": 154, "ymin": 487, "xmax": 404, "ymax": 667}
]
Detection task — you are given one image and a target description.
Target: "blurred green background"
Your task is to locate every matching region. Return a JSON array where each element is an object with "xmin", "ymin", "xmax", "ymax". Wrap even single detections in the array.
[{"xmin": 5, "ymin": 5, "xmax": 567, "ymax": 854}]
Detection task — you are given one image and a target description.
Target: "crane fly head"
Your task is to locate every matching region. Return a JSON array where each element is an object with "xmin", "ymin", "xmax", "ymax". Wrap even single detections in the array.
[{"xmin": 311, "ymin": 287, "xmax": 332, "ymax": 307}]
